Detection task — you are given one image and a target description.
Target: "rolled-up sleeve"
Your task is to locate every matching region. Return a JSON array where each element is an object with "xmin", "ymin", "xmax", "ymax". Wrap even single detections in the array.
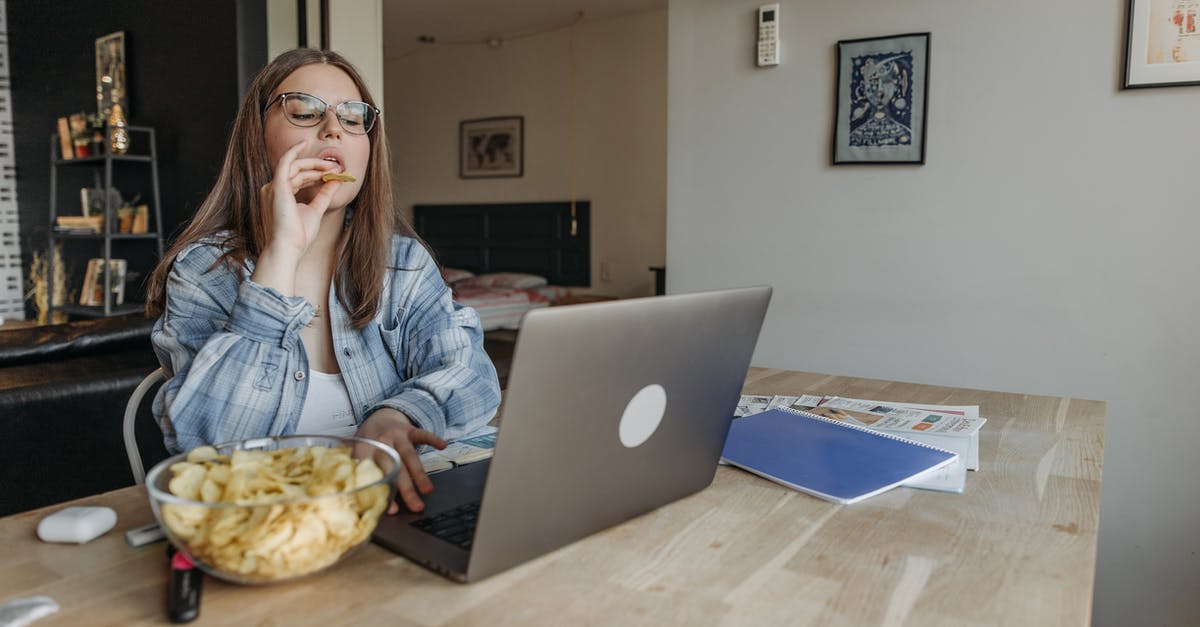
[
  {"xmin": 152, "ymin": 243, "xmax": 316, "ymax": 452},
  {"xmin": 366, "ymin": 244, "xmax": 501, "ymax": 441}
]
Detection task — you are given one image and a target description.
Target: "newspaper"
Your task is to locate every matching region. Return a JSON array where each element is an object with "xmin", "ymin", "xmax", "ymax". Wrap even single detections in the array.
[
  {"xmin": 806, "ymin": 397, "xmax": 984, "ymax": 437},
  {"xmin": 734, "ymin": 395, "xmax": 773, "ymax": 418},
  {"xmin": 735, "ymin": 394, "xmax": 825, "ymax": 417},
  {"xmin": 419, "ymin": 425, "xmax": 497, "ymax": 474}
]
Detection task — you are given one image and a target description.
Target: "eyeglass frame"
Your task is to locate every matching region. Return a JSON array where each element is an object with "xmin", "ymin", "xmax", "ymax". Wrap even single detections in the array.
[{"xmin": 263, "ymin": 91, "xmax": 382, "ymax": 135}]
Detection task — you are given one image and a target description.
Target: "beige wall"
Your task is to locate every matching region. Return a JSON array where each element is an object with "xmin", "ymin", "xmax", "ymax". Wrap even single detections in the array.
[
  {"xmin": 668, "ymin": 1, "xmax": 1200, "ymax": 624},
  {"xmin": 384, "ymin": 10, "xmax": 667, "ymax": 297},
  {"xmin": 326, "ymin": 0, "xmax": 384, "ymax": 109},
  {"xmin": 266, "ymin": 0, "xmax": 385, "ymax": 109}
]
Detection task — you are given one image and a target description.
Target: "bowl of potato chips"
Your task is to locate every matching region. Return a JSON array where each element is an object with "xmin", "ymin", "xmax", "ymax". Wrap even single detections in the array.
[{"xmin": 145, "ymin": 435, "xmax": 399, "ymax": 584}]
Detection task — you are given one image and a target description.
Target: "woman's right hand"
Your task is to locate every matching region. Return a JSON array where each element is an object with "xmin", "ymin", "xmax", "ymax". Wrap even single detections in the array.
[
  {"xmin": 355, "ymin": 408, "xmax": 447, "ymax": 514},
  {"xmin": 258, "ymin": 139, "xmax": 341, "ymax": 258}
]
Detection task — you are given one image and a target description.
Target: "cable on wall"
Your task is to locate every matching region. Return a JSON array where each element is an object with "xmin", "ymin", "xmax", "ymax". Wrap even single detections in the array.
[
  {"xmin": 387, "ymin": 10, "xmax": 585, "ymax": 61},
  {"xmin": 567, "ymin": 11, "xmax": 578, "ymax": 237}
]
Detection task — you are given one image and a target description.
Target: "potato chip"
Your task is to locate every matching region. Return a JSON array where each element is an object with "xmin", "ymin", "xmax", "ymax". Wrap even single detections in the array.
[
  {"xmin": 321, "ymin": 171, "xmax": 355, "ymax": 183},
  {"xmin": 168, "ymin": 463, "xmax": 206, "ymax": 500},
  {"xmin": 186, "ymin": 446, "xmax": 220, "ymax": 463}
]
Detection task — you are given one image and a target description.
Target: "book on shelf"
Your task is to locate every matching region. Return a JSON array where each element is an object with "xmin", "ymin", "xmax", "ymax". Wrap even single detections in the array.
[
  {"xmin": 55, "ymin": 215, "xmax": 103, "ymax": 233},
  {"xmin": 721, "ymin": 407, "xmax": 959, "ymax": 504},
  {"xmin": 57, "ymin": 117, "xmax": 73, "ymax": 160},
  {"xmin": 419, "ymin": 425, "xmax": 497, "ymax": 474}
]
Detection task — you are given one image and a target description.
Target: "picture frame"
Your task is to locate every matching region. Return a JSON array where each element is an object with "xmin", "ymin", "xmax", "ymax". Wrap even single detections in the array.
[
  {"xmin": 460, "ymin": 116, "xmax": 524, "ymax": 178},
  {"xmin": 95, "ymin": 31, "xmax": 128, "ymax": 119},
  {"xmin": 80, "ymin": 258, "xmax": 126, "ymax": 307},
  {"xmin": 1123, "ymin": 0, "xmax": 1200, "ymax": 89},
  {"xmin": 833, "ymin": 32, "xmax": 930, "ymax": 165},
  {"xmin": 79, "ymin": 187, "xmax": 122, "ymax": 218}
]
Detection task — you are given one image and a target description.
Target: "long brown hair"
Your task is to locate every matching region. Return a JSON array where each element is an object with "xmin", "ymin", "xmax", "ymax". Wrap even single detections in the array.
[{"xmin": 146, "ymin": 48, "xmax": 416, "ymax": 328}]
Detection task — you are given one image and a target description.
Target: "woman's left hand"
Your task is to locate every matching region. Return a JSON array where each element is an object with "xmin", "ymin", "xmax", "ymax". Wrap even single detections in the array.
[{"xmin": 355, "ymin": 408, "xmax": 447, "ymax": 514}]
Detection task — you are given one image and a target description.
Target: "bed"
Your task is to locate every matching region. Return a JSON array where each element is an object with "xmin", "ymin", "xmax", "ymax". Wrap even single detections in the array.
[{"xmin": 413, "ymin": 201, "xmax": 590, "ymax": 332}]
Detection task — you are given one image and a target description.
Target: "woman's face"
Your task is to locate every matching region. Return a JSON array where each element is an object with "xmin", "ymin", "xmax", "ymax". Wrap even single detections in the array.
[{"xmin": 264, "ymin": 63, "xmax": 371, "ymax": 210}]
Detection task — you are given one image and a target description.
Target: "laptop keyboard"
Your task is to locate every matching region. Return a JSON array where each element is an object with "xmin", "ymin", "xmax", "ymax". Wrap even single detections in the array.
[{"xmin": 410, "ymin": 501, "xmax": 480, "ymax": 550}]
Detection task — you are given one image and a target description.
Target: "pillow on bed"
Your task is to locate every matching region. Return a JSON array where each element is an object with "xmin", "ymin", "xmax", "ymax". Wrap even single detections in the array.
[
  {"xmin": 456, "ymin": 272, "xmax": 548, "ymax": 289},
  {"xmin": 440, "ymin": 267, "xmax": 475, "ymax": 284}
]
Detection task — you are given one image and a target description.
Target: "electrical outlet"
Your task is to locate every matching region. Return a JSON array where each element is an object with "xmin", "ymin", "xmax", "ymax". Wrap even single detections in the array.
[{"xmin": 600, "ymin": 260, "xmax": 612, "ymax": 282}]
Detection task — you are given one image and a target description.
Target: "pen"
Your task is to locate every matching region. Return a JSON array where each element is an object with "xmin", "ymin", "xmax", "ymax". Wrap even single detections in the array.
[{"xmin": 166, "ymin": 544, "xmax": 202, "ymax": 623}]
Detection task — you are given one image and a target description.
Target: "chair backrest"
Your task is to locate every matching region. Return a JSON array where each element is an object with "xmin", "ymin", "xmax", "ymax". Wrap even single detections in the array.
[{"xmin": 123, "ymin": 367, "xmax": 165, "ymax": 484}]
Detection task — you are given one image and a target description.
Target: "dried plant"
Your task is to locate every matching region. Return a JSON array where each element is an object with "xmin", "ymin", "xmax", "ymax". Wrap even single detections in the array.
[{"xmin": 25, "ymin": 245, "xmax": 69, "ymax": 324}]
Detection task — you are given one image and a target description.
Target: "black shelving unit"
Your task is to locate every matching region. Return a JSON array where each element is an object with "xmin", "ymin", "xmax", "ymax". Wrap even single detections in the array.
[{"xmin": 47, "ymin": 125, "xmax": 164, "ymax": 317}]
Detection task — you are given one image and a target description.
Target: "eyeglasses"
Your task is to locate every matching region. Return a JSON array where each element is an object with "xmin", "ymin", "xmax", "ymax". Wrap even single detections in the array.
[{"xmin": 266, "ymin": 92, "xmax": 380, "ymax": 135}]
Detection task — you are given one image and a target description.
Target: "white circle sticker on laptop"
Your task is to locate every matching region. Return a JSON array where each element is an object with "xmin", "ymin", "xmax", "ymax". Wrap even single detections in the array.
[{"xmin": 618, "ymin": 384, "xmax": 667, "ymax": 448}]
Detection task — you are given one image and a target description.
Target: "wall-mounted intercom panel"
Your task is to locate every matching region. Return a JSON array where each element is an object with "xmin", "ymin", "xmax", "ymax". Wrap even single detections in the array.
[{"xmin": 757, "ymin": 4, "xmax": 780, "ymax": 67}]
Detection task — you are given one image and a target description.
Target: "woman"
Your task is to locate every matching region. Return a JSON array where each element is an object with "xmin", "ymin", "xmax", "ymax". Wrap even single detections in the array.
[{"xmin": 145, "ymin": 48, "xmax": 500, "ymax": 512}]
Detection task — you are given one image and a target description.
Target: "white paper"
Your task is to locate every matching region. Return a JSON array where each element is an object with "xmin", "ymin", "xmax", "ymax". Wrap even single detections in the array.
[{"xmin": 419, "ymin": 425, "xmax": 497, "ymax": 474}]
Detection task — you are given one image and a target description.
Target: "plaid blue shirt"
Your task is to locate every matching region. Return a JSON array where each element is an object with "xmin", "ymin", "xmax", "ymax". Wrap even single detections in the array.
[{"xmin": 151, "ymin": 233, "xmax": 501, "ymax": 453}]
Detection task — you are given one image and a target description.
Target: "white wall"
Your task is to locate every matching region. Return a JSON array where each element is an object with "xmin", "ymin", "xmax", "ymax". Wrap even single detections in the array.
[
  {"xmin": 327, "ymin": 0, "xmax": 384, "ymax": 109},
  {"xmin": 668, "ymin": 1, "xmax": 1199, "ymax": 624},
  {"xmin": 384, "ymin": 10, "xmax": 667, "ymax": 297},
  {"xmin": 266, "ymin": 0, "xmax": 385, "ymax": 109},
  {"xmin": 265, "ymin": 0, "xmax": 297, "ymax": 61}
]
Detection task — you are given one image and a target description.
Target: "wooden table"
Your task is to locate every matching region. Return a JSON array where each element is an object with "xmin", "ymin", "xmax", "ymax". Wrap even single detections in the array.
[{"xmin": 0, "ymin": 368, "xmax": 1104, "ymax": 626}]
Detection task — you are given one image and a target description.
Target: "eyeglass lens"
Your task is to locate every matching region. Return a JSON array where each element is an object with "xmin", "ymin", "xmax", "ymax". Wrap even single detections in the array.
[{"xmin": 280, "ymin": 93, "xmax": 375, "ymax": 134}]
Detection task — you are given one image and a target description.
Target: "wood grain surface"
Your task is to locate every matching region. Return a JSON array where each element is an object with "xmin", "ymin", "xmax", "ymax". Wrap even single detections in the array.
[{"xmin": 0, "ymin": 368, "xmax": 1104, "ymax": 626}]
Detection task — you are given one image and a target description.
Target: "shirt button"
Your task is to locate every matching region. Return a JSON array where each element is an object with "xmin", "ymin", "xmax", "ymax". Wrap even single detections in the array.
[
  {"xmin": 294, "ymin": 371, "xmax": 306, "ymax": 381},
  {"xmin": 343, "ymin": 348, "xmax": 351, "ymax": 357}
]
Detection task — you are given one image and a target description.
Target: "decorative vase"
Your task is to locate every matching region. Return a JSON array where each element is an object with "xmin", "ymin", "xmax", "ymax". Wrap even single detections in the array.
[{"xmin": 108, "ymin": 104, "xmax": 129, "ymax": 155}]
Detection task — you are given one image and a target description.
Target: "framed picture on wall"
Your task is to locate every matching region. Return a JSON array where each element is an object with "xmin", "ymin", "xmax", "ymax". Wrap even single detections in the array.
[
  {"xmin": 832, "ymin": 32, "xmax": 930, "ymax": 165},
  {"xmin": 1123, "ymin": 0, "xmax": 1200, "ymax": 88},
  {"xmin": 460, "ymin": 116, "xmax": 524, "ymax": 178},
  {"xmin": 95, "ymin": 31, "xmax": 128, "ymax": 118}
]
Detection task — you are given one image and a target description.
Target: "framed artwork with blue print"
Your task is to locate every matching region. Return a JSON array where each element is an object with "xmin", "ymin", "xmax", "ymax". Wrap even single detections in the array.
[{"xmin": 833, "ymin": 33, "xmax": 930, "ymax": 165}]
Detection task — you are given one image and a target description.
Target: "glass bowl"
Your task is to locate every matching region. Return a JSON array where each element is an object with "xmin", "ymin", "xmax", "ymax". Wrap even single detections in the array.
[{"xmin": 145, "ymin": 435, "xmax": 399, "ymax": 584}]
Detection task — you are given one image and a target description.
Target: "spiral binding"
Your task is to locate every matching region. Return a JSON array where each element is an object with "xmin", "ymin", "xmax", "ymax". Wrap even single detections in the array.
[{"xmin": 776, "ymin": 406, "xmax": 957, "ymax": 455}]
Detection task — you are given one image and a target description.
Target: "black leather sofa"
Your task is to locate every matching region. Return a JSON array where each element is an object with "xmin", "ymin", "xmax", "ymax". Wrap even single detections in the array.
[{"xmin": 0, "ymin": 314, "xmax": 169, "ymax": 516}]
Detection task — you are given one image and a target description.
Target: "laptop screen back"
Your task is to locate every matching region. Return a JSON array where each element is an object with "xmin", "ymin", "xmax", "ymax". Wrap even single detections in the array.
[{"xmin": 465, "ymin": 286, "xmax": 772, "ymax": 580}]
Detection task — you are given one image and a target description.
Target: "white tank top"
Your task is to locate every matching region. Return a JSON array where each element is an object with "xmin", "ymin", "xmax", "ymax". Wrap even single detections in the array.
[{"xmin": 294, "ymin": 370, "xmax": 358, "ymax": 437}]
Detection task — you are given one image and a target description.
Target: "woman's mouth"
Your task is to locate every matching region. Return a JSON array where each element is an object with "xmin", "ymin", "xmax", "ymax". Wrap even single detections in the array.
[{"xmin": 317, "ymin": 149, "xmax": 345, "ymax": 172}]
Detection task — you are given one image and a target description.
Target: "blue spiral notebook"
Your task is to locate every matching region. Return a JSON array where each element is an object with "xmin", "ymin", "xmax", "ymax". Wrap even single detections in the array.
[{"xmin": 721, "ymin": 407, "xmax": 959, "ymax": 504}]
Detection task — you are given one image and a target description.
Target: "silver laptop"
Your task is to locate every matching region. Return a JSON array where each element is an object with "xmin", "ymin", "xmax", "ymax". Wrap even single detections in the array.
[{"xmin": 372, "ymin": 285, "xmax": 772, "ymax": 582}]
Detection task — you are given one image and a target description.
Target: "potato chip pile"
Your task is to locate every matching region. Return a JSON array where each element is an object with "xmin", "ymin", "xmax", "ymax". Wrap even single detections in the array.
[{"xmin": 160, "ymin": 445, "xmax": 390, "ymax": 581}]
